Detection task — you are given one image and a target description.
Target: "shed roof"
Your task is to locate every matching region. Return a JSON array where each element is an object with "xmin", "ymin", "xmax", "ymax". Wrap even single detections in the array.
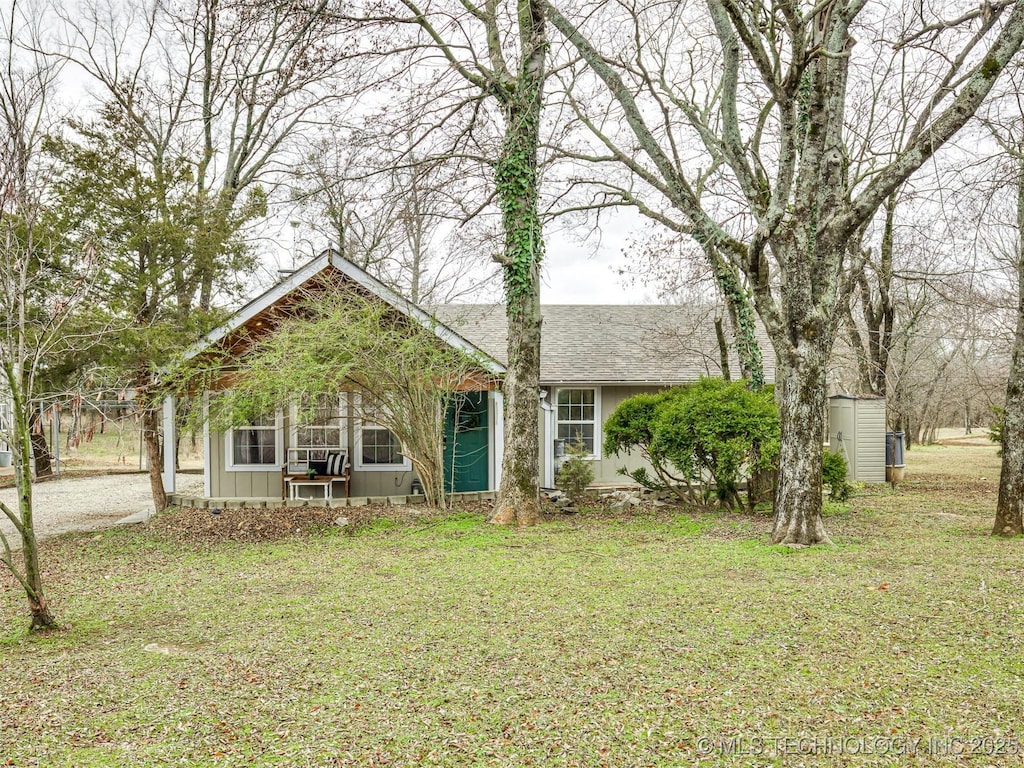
[{"xmin": 431, "ymin": 304, "xmax": 775, "ymax": 386}]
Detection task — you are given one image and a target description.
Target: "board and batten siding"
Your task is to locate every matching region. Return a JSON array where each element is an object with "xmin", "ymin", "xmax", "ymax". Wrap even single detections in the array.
[
  {"xmin": 209, "ymin": 383, "xmax": 712, "ymax": 497},
  {"xmin": 209, "ymin": 431, "xmax": 281, "ymax": 498},
  {"xmin": 210, "ymin": 410, "xmax": 423, "ymax": 500},
  {"xmin": 353, "ymin": 471, "xmax": 415, "ymax": 497}
]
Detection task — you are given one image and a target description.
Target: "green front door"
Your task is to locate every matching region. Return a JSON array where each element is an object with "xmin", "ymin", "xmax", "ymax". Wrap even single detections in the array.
[{"xmin": 444, "ymin": 391, "xmax": 489, "ymax": 492}]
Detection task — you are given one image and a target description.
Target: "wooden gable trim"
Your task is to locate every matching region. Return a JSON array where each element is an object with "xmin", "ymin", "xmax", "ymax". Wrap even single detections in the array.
[{"xmin": 186, "ymin": 250, "xmax": 505, "ymax": 377}]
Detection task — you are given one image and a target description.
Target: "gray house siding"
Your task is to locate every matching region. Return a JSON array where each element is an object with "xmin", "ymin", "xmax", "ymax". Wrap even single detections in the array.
[
  {"xmin": 208, "ymin": 400, "xmax": 463, "ymax": 500},
  {"xmin": 198, "ymin": 278, "xmax": 780, "ymax": 500},
  {"xmin": 542, "ymin": 384, "xmax": 674, "ymax": 487},
  {"xmin": 209, "ymin": 434, "xmax": 419, "ymax": 500},
  {"xmin": 209, "ymin": 433, "xmax": 280, "ymax": 498},
  {"xmin": 591, "ymin": 385, "xmax": 666, "ymax": 484}
]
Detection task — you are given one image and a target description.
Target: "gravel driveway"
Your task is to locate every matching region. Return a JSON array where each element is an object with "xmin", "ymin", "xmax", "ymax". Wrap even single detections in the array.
[{"xmin": 0, "ymin": 472, "xmax": 204, "ymax": 545}]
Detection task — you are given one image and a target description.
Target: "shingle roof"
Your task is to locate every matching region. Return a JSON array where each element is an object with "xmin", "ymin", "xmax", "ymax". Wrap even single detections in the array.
[{"xmin": 431, "ymin": 304, "xmax": 775, "ymax": 386}]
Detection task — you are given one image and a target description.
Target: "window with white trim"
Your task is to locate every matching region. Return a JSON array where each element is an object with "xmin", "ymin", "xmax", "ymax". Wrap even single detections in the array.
[
  {"xmin": 354, "ymin": 395, "xmax": 411, "ymax": 471},
  {"xmin": 290, "ymin": 394, "xmax": 348, "ymax": 465},
  {"xmin": 556, "ymin": 388, "xmax": 600, "ymax": 457},
  {"xmin": 360, "ymin": 425, "xmax": 404, "ymax": 465},
  {"xmin": 225, "ymin": 412, "xmax": 282, "ymax": 470}
]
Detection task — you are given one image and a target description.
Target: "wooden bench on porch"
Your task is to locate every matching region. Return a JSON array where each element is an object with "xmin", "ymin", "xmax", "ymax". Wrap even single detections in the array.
[{"xmin": 281, "ymin": 449, "xmax": 351, "ymax": 501}]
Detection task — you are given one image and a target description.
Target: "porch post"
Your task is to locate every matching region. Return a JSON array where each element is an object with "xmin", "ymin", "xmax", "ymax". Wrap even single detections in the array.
[
  {"xmin": 202, "ymin": 393, "xmax": 211, "ymax": 498},
  {"xmin": 162, "ymin": 395, "xmax": 176, "ymax": 493},
  {"xmin": 489, "ymin": 390, "xmax": 504, "ymax": 491}
]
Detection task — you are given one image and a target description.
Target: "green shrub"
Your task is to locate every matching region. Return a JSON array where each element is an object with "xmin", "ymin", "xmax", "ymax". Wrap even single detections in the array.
[
  {"xmin": 604, "ymin": 378, "xmax": 779, "ymax": 510},
  {"xmin": 606, "ymin": 380, "xmax": 858, "ymax": 510},
  {"xmin": 603, "ymin": 390, "xmax": 672, "ymax": 456},
  {"xmin": 652, "ymin": 378, "xmax": 779, "ymax": 509},
  {"xmin": 603, "ymin": 389, "xmax": 679, "ymax": 491},
  {"xmin": 556, "ymin": 440, "xmax": 595, "ymax": 505},
  {"xmin": 822, "ymin": 450, "xmax": 852, "ymax": 502}
]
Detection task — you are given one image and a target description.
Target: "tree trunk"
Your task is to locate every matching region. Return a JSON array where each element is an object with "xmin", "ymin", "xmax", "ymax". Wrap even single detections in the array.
[
  {"xmin": 411, "ymin": 436, "xmax": 447, "ymax": 510},
  {"xmin": 433, "ymin": 435, "xmax": 448, "ymax": 509},
  {"xmin": 7, "ymin": 371, "xmax": 57, "ymax": 630},
  {"xmin": 994, "ymin": 172, "xmax": 1024, "ymax": 537},
  {"xmin": 18, "ymin": 457, "xmax": 56, "ymax": 630},
  {"xmin": 746, "ymin": 467, "xmax": 775, "ymax": 512},
  {"xmin": 994, "ymin": 340, "xmax": 1024, "ymax": 534},
  {"xmin": 714, "ymin": 318, "xmax": 731, "ymax": 382},
  {"xmin": 131, "ymin": 365, "xmax": 168, "ymax": 513},
  {"xmin": 30, "ymin": 431, "xmax": 51, "ymax": 477},
  {"xmin": 713, "ymin": 255, "xmax": 764, "ymax": 389},
  {"xmin": 488, "ymin": 0, "xmax": 545, "ymax": 527},
  {"xmin": 28, "ymin": 410, "xmax": 52, "ymax": 477},
  {"xmin": 864, "ymin": 194, "xmax": 896, "ymax": 397},
  {"xmin": 770, "ymin": 344, "xmax": 832, "ymax": 546},
  {"xmin": 141, "ymin": 406, "xmax": 167, "ymax": 513},
  {"xmin": 491, "ymin": 286, "xmax": 542, "ymax": 525}
]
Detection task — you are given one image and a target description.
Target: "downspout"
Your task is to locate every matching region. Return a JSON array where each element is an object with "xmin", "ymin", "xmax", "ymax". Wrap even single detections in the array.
[
  {"xmin": 539, "ymin": 390, "xmax": 554, "ymax": 489},
  {"xmin": 488, "ymin": 390, "xmax": 505, "ymax": 492}
]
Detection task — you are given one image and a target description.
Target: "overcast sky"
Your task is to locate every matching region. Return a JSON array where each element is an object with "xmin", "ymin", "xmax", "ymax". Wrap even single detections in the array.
[
  {"xmin": 259, "ymin": 212, "xmax": 658, "ymax": 305},
  {"xmin": 539, "ymin": 235, "xmax": 654, "ymax": 304}
]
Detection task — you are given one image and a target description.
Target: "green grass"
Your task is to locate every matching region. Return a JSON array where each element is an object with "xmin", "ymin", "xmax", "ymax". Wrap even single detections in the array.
[{"xmin": 1, "ymin": 444, "xmax": 1023, "ymax": 766}]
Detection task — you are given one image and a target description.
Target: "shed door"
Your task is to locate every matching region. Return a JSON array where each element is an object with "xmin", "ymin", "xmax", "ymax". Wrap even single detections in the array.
[{"xmin": 830, "ymin": 398, "xmax": 856, "ymax": 473}]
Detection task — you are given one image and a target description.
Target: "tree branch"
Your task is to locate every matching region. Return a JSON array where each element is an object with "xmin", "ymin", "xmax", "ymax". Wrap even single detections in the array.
[{"xmin": 840, "ymin": 0, "xmax": 1024, "ymax": 241}]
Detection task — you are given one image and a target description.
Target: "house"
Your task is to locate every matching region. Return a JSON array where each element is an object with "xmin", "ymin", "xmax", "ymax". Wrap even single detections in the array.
[
  {"xmin": 432, "ymin": 304, "xmax": 775, "ymax": 487},
  {"xmin": 166, "ymin": 249, "xmax": 774, "ymax": 504},
  {"xmin": 164, "ymin": 249, "xmax": 505, "ymax": 503}
]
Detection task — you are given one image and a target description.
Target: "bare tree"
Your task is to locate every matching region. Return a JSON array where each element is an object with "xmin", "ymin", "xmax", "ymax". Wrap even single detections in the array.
[
  {"xmin": 992, "ymin": 167, "xmax": 1024, "ymax": 534},
  {"xmin": 290, "ymin": 131, "xmax": 498, "ymax": 303},
  {"xmin": 842, "ymin": 196, "xmax": 899, "ymax": 397},
  {"xmin": 882, "ymin": 290, "xmax": 1005, "ymax": 444},
  {"xmin": 613, "ymin": 223, "xmax": 763, "ymax": 385},
  {"xmin": 542, "ymin": 0, "xmax": 1024, "ymax": 544},
  {"xmin": 0, "ymin": 0, "xmax": 100, "ymax": 629},
  {"xmin": 977, "ymin": 69, "xmax": 1024, "ymax": 535},
  {"xmin": 340, "ymin": 0, "xmax": 551, "ymax": 524},
  {"xmin": 57, "ymin": 0, "xmax": 354, "ymax": 510}
]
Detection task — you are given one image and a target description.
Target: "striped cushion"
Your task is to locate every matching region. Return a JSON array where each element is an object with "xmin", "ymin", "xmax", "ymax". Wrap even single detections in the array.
[{"xmin": 325, "ymin": 452, "xmax": 346, "ymax": 476}]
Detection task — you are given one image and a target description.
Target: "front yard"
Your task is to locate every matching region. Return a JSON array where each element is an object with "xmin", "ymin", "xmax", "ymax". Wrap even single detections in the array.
[{"xmin": 1, "ymin": 441, "xmax": 1022, "ymax": 766}]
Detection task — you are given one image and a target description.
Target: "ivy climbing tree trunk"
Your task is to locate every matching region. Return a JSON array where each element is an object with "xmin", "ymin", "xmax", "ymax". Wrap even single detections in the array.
[
  {"xmin": 490, "ymin": 288, "xmax": 543, "ymax": 524},
  {"xmin": 712, "ymin": 255, "xmax": 764, "ymax": 390},
  {"xmin": 489, "ymin": 13, "xmax": 546, "ymax": 526},
  {"xmin": 381, "ymin": 0, "xmax": 548, "ymax": 524}
]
